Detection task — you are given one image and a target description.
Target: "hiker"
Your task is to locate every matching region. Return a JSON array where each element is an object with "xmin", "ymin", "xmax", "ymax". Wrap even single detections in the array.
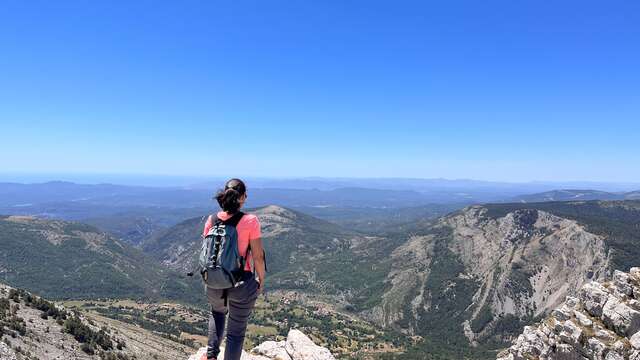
[{"xmin": 199, "ymin": 178, "xmax": 266, "ymax": 360}]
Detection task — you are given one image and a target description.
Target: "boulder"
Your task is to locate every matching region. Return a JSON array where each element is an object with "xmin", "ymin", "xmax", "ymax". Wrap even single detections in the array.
[
  {"xmin": 188, "ymin": 347, "xmax": 270, "ymax": 360},
  {"xmin": 555, "ymin": 343, "xmax": 581, "ymax": 360},
  {"xmin": 613, "ymin": 270, "xmax": 634, "ymax": 296},
  {"xmin": 605, "ymin": 351, "xmax": 625, "ymax": 360},
  {"xmin": 587, "ymin": 337, "xmax": 607, "ymax": 358},
  {"xmin": 580, "ymin": 282, "xmax": 610, "ymax": 317},
  {"xmin": 553, "ymin": 305, "xmax": 574, "ymax": 321},
  {"xmin": 189, "ymin": 330, "xmax": 335, "ymax": 360},
  {"xmin": 559, "ymin": 321, "xmax": 583, "ymax": 346},
  {"xmin": 574, "ymin": 310, "xmax": 593, "ymax": 327},
  {"xmin": 253, "ymin": 341, "xmax": 292, "ymax": 360},
  {"xmin": 285, "ymin": 329, "xmax": 336, "ymax": 360},
  {"xmin": 631, "ymin": 331, "xmax": 640, "ymax": 350},
  {"xmin": 602, "ymin": 297, "xmax": 640, "ymax": 336}
]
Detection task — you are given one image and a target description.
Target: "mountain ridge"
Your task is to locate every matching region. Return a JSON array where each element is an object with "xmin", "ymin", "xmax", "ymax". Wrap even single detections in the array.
[{"xmin": 0, "ymin": 215, "xmax": 201, "ymax": 304}]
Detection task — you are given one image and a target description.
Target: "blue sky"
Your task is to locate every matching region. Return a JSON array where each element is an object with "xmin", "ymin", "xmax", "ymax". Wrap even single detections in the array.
[{"xmin": 1, "ymin": 0, "xmax": 639, "ymax": 182}]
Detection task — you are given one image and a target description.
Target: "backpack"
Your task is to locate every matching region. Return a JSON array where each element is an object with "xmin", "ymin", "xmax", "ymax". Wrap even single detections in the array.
[{"xmin": 198, "ymin": 212, "xmax": 247, "ymax": 289}]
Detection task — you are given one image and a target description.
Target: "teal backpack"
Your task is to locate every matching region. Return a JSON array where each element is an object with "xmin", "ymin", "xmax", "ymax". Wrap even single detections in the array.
[{"xmin": 198, "ymin": 212, "xmax": 247, "ymax": 289}]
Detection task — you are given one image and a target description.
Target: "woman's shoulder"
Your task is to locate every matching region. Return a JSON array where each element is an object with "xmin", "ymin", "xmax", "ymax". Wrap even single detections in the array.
[{"xmin": 241, "ymin": 213, "xmax": 260, "ymax": 223}]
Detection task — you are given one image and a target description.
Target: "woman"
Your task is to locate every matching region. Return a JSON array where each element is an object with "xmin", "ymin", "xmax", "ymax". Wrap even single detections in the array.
[{"xmin": 202, "ymin": 178, "xmax": 266, "ymax": 360}]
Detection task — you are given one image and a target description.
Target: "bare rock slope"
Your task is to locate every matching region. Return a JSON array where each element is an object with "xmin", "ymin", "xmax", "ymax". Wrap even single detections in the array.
[
  {"xmin": 497, "ymin": 267, "xmax": 640, "ymax": 360},
  {"xmin": 0, "ymin": 282, "xmax": 196, "ymax": 360},
  {"xmin": 372, "ymin": 205, "xmax": 612, "ymax": 345},
  {"xmin": 188, "ymin": 329, "xmax": 335, "ymax": 360}
]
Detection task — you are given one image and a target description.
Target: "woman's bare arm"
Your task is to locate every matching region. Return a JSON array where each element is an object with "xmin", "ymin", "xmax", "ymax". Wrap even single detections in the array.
[{"xmin": 250, "ymin": 237, "xmax": 266, "ymax": 292}]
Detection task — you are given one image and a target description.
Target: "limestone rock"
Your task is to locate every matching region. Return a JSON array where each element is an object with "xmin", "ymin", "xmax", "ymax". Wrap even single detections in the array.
[
  {"xmin": 631, "ymin": 331, "xmax": 640, "ymax": 350},
  {"xmin": 497, "ymin": 267, "xmax": 640, "ymax": 360},
  {"xmin": 555, "ymin": 343, "xmax": 581, "ymax": 360},
  {"xmin": 602, "ymin": 297, "xmax": 640, "ymax": 336},
  {"xmin": 189, "ymin": 329, "xmax": 334, "ymax": 360},
  {"xmin": 253, "ymin": 341, "xmax": 292, "ymax": 360},
  {"xmin": 285, "ymin": 329, "xmax": 335, "ymax": 360},
  {"xmin": 0, "ymin": 342, "xmax": 18, "ymax": 360},
  {"xmin": 580, "ymin": 281, "xmax": 610, "ymax": 318},
  {"xmin": 605, "ymin": 351, "xmax": 625, "ymax": 360},
  {"xmin": 574, "ymin": 310, "xmax": 593, "ymax": 327},
  {"xmin": 613, "ymin": 270, "xmax": 634, "ymax": 296}
]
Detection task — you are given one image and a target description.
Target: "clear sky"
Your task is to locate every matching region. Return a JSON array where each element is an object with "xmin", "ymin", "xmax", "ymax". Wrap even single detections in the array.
[{"xmin": 1, "ymin": 0, "xmax": 639, "ymax": 182}]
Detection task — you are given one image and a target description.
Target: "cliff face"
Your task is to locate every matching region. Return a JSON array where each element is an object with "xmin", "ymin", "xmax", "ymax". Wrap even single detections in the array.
[
  {"xmin": 497, "ymin": 267, "xmax": 640, "ymax": 360},
  {"xmin": 371, "ymin": 206, "xmax": 612, "ymax": 345},
  {"xmin": 188, "ymin": 329, "xmax": 335, "ymax": 360}
]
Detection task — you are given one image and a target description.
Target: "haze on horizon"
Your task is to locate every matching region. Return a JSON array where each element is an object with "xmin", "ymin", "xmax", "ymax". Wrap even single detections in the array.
[{"xmin": 1, "ymin": 1, "xmax": 639, "ymax": 183}]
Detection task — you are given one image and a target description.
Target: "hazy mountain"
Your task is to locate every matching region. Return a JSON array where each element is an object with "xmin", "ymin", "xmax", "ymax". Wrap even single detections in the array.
[
  {"xmin": 513, "ymin": 189, "xmax": 625, "ymax": 202},
  {"xmin": 0, "ymin": 215, "xmax": 201, "ymax": 303},
  {"xmin": 511, "ymin": 189, "xmax": 640, "ymax": 203},
  {"xmin": 292, "ymin": 203, "xmax": 462, "ymax": 234}
]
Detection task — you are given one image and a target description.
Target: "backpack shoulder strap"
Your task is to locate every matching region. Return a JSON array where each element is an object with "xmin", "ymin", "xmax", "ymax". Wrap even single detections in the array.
[{"xmin": 224, "ymin": 211, "xmax": 245, "ymax": 227}]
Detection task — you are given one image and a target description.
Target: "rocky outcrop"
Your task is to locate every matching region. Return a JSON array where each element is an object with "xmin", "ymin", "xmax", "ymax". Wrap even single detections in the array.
[
  {"xmin": 372, "ymin": 206, "xmax": 612, "ymax": 343},
  {"xmin": 0, "ymin": 342, "xmax": 18, "ymax": 360},
  {"xmin": 497, "ymin": 267, "xmax": 640, "ymax": 360},
  {"xmin": 188, "ymin": 329, "xmax": 335, "ymax": 360}
]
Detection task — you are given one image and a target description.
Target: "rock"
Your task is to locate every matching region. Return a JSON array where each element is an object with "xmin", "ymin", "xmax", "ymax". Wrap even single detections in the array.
[
  {"xmin": 252, "ymin": 341, "xmax": 292, "ymax": 360},
  {"xmin": 602, "ymin": 296, "xmax": 640, "ymax": 336},
  {"xmin": 559, "ymin": 321, "xmax": 583, "ymax": 346},
  {"xmin": 611, "ymin": 340, "xmax": 628, "ymax": 354},
  {"xmin": 605, "ymin": 351, "xmax": 625, "ymax": 360},
  {"xmin": 553, "ymin": 305, "xmax": 574, "ymax": 321},
  {"xmin": 496, "ymin": 268, "xmax": 640, "ymax": 360},
  {"xmin": 580, "ymin": 281, "xmax": 610, "ymax": 317},
  {"xmin": 574, "ymin": 310, "xmax": 593, "ymax": 327},
  {"xmin": 285, "ymin": 329, "xmax": 335, "ymax": 360},
  {"xmin": 188, "ymin": 347, "xmax": 271, "ymax": 360},
  {"xmin": 188, "ymin": 347, "xmax": 207, "ymax": 360},
  {"xmin": 189, "ymin": 330, "xmax": 334, "ymax": 360},
  {"xmin": 595, "ymin": 325, "xmax": 618, "ymax": 342},
  {"xmin": 630, "ymin": 268, "xmax": 640, "ymax": 283},
  {"xmin": 631, "ymin": 331, "xmax": 640, "ymax": 350},
  {"xmin": 566, "ymin": 296, "xmax": 580, "ymax": 309},
  {"xmin": 613, "ymin": 270, "xmax": 634, "ymax": 296},
  {"xmin": 555, "ymin": 343, "xmax": 581, "ymax": 360},
  {"xmin": 587, "ymin": 337, "xmax": 607, "ymax": 358},
  {"xmin": 0, "ymin": 342, "xmax": 17, "ymax": 360}
]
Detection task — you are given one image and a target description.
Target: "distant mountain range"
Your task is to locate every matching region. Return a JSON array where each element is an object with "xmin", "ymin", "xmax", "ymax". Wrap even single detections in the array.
[{"xmin": 512, "ymin": 189, "xmax": 640, "ymax": 203}]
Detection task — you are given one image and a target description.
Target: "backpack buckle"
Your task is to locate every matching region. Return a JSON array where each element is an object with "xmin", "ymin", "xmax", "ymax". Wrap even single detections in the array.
[{"xmin": 212, "ymin": 225, "xmax": 226, "ymax": 237}]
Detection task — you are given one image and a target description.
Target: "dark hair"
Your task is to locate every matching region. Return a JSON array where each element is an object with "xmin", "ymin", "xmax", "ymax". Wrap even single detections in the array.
[{"xmin": 215, "ymin": 178, "xmax": 247, "ymax": 214}]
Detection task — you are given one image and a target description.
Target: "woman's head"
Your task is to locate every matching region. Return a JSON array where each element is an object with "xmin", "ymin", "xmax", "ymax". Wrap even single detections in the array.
[{"xmin": 215, "ymin": 178, "xmax": 247, "ymax": 214}]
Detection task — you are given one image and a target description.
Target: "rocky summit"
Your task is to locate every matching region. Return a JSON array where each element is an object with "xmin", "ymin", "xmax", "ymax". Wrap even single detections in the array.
[
  {"xmin": 497, "ymin": 267, "xmax": 640, "ymax": 360},
  {"xmin": 188, "ymin": 329, "xmax": 335, "ymax": 360}
]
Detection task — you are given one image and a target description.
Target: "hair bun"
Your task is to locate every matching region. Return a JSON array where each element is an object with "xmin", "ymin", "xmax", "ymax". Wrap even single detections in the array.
[{"xmin": 215, "ymin": 179, "xmax": 247, "ymax": 214}]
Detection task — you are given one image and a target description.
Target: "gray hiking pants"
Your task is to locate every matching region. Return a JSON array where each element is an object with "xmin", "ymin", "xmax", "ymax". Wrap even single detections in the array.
[{"xmin": 206, "ymin": 273, "xmax": 259, "ymax": 360}]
